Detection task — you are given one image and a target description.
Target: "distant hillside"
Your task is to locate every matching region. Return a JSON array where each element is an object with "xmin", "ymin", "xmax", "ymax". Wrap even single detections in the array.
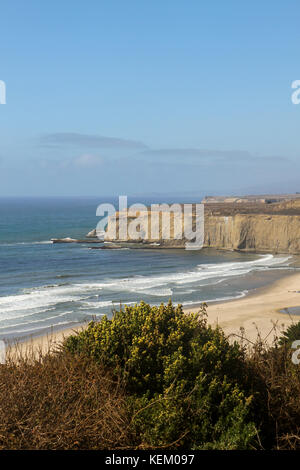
[{"xmin": 202, "ymin": 193, "xmax": 300, "ymax": 204}]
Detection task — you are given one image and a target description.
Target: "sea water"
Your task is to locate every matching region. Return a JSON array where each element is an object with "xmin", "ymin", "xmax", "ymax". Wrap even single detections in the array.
[{"xmin": 0, "ymin": 197, "xmax": 297, "ymax": 341}]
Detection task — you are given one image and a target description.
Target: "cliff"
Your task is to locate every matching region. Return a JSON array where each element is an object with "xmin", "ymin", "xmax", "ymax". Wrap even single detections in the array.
[
  {"xmin": 102, "ymin": 199, "xmax": 300, "ymax": 254},
  {"xmin": 204, "ymin": 213, "xmax": 300, "ymax": 253}
]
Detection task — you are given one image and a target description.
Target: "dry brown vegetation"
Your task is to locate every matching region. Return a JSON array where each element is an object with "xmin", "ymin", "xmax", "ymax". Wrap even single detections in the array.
[
  {"xmin": 228, "ymin": 321, "xmax": 300, "ymax": 450},
  {"xmin": 0, "ymin": 350, "xmax": 132, "ymax": 450},
  {"xmin": 0, "ymin": 317, "xmax": 299, "ymax": 450},
  {"xmin": 249, "ymin": 343, "xmax": 300, "ymax": 450},
  {"xmin": 204, "ymin": 201, "xmax": 300, "ymax": 216}
]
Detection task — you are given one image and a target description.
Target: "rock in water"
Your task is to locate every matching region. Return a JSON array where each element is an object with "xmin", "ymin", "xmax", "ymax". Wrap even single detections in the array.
[{"xmin": 86, "ymin": 229, "xmax": 97, "ymax": 238}]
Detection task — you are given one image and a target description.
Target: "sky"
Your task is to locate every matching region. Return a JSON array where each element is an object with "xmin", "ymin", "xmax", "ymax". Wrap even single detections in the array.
[{"xmin": 0, "ymin": 0, "xmax": 300, "ymax": 197}]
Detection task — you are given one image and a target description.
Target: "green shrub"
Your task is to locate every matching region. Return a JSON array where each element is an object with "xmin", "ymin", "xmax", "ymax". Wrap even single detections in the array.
[
  {"xmin": 279, "ymin": 320, "xmax": 300, "ymax": 346},
  {"xmin": 65, "ymin": 300, "xmax": 258, "ymax": 449}
]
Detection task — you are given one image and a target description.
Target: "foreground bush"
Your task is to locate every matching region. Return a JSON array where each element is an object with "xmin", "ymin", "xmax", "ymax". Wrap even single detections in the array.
[
  {"xmin": 1, "ymin": 302, "xmax": 299, "ymax": 450},
  {"xmin": 0, "ymin": 352, "xmax": 131, "ymax": 450},
  {"xmin": 65, "ymin": 301, "xmax": 258, "ymax": 449},
  {"xmin": 250, "ymin": 334, "xmax": 300, "ymax": 449}
]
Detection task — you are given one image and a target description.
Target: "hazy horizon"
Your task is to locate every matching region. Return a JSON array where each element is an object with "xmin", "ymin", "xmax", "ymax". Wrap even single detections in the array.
[{"xmin": 1, "ymin": 1, "xmax": 300, "ymax": 197}]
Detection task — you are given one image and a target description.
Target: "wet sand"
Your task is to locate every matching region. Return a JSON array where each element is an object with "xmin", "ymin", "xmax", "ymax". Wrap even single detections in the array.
[{"xmin": 186, "ymin": 272, "xmax": 300, "ymax": 343}]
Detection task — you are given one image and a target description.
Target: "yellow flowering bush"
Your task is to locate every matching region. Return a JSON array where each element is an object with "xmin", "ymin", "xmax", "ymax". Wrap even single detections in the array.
[{"xmin": 65, "ymin": 300, "xmax": 257, "ymax": 449}]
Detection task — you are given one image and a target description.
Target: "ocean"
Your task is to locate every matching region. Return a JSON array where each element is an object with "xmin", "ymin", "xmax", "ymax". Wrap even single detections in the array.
[{"xmin": 0, "ymin": 197, "xmax": 297, "ymax": 341}]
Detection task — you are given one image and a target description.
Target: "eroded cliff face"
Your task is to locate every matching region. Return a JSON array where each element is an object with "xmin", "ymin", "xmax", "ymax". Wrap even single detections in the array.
[
  {"xmin": 104, "ymin": 208, "xmax": 300, "ymax": 254},
  {"xmin": 204, "ymin": 214, "xmax": 300, "ymax": 253}
]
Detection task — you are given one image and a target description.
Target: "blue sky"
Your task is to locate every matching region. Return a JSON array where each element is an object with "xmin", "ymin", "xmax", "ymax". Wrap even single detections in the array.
[{"xmin": 0, "ymin": 0, "xmax": 300, "ymax": 197}]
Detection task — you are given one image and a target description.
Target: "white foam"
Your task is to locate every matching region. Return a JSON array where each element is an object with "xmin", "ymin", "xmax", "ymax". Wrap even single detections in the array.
[
  {"xmin": 130, "ymin": 287, "xmax": 173, "ymax": 296},
  {"xmin": 0, "ymin": 311, "xmax": 74, "ymax": 331},
  {"xmin": 0, "ymin": 254, "xmax": 292, "ymax": 336},
  {"xmin": 0, "ymin": 241, "xmax": 53, "ymax": 246},
  {"xmin": 0, "ymin": 254, "xmax": 291, "ymax": 318},
  {"xmin": 79, "ymin": 300, "xmax": 137, "ymax": 310},
  {"xmin": 0, "ymin": 281, "xmax": 93, "ymax": 316},
  {"xmin": 182, "ymin": 290, "xmax": 249, "ymax": 305},
  {"xmin": 76, "ymin": 254, "xmax": 291, "ymax": 292},
  {"xmin": 4, "ymin": 320, "xmax": 72, "ymax": 335}
]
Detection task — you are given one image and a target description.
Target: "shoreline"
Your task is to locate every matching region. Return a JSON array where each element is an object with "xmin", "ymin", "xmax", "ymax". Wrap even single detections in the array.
[
  {"xmin": 186, "ymin": 272, "xmax": 300, "ymax": 343},
  {"xmin": 7, "ymin": 270, "xmax": 300, "ymax": 356}
]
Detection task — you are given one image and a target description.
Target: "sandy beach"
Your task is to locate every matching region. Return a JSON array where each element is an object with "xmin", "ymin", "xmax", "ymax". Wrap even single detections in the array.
[
  {"xmin": 187, "ymin": 271, "xmax": 300, "ymax": 344},
  {"xmin": 7, "ymin": 271, "xmax": 300, "ymax": 357}
]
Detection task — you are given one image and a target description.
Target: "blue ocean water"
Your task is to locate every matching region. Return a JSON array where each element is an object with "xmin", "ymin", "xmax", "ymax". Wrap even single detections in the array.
[{"xmin": 0, "ymin": 197, "xmax": 296, "ymax": 341}]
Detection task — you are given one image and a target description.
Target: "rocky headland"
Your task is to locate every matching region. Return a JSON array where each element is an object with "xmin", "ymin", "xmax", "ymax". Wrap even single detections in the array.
[
  {"xmin": 103, "ymin": 196, "xmax": 300, "ymax": 254},
  {"xmin": 52, "ymin": 195, "xmax": 300, "ymax": 254}
]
